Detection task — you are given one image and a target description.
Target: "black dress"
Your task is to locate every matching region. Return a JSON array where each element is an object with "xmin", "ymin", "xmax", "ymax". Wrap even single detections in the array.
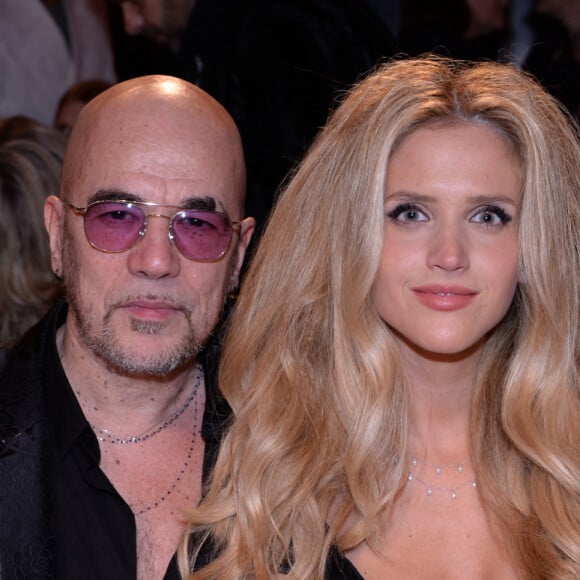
[{"xmin": 326, "ymin": 546, "xmax": 364, "ymax": 579}]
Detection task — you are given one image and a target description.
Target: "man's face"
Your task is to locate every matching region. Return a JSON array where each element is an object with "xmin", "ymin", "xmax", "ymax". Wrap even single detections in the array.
[
  {"xmin": 47, "ymin": 81, "xmax": 253, "ymax": 377},
  {"xmin": 117, "ymin": 0, "xmax": 195, "ymax": 46}
]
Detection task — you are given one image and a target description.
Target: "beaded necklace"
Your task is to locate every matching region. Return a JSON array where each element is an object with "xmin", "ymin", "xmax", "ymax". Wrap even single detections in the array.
[
  {"xmin": 407, "ymin": 456, "xmax": 477, "ymax": 500},
  {"xmin": 135, "ymin": 375, "xmax": 202, "ymax": 515}
]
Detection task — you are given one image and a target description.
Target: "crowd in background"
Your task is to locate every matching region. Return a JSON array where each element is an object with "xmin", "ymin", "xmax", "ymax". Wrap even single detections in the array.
[
  {"xmin": 0, "ymin": 3, "xmax": 578, "ymax": 578},
  {"xmin": 0, "ymin": 0, "xmax": 579, "ymax": 346}
]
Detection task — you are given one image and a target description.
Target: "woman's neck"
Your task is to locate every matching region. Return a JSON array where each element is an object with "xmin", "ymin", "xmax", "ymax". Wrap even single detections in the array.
[{"xmin": 396, "ymin": 337, "xmax": 481, "ymax": 459}]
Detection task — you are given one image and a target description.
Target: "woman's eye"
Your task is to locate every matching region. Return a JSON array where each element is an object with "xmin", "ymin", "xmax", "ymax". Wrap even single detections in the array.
[
  {"xmin": 386, "ymin": 203, "xmax": 428, "ymax": 224},
  {"xmin": 471, "ymin": 205, "xmax": 512, "ymax": 226}
]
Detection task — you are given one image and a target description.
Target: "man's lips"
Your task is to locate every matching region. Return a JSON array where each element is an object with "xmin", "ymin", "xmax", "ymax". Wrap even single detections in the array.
[
  {"xmin": 411, "ymin": 285, "xmax": 478, "ymax": 311},
  {"xmin": 121, "ymin": 300, "xmax": 182, "ymax": 320}
]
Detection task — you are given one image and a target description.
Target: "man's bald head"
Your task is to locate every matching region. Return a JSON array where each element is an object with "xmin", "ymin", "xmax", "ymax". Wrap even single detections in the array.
[{"xmin": 61, "ymin": 75, "xmax": 246, "ymax": 211}]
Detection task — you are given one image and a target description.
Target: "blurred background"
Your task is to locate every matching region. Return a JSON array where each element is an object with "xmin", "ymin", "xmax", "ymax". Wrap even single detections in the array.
[{"xmin": 0, "ymin": 0, "xmax": 577, "ymax": 344}]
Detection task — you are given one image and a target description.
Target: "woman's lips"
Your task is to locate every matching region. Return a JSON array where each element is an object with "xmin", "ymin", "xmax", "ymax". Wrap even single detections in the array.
[{"xmin": 411, "ymin": 285, "xmax": 478, "ymax": 311}]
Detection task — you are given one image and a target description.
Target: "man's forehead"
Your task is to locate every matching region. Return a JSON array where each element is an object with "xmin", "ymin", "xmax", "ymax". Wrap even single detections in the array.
[
  {"xmin": 66, "ymin": 141, "xmax": 243, "ymax": 215},
  {"xmin": 83, "ymin": 95, "xmax": 231, "ymax": 148},
  {"xmin": 73, "ymin": 100, "xmax": 234, "ymax": 172}
]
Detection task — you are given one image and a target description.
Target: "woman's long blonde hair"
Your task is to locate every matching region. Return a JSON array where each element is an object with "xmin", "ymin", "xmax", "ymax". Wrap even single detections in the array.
[{"xmin": 182, "ymin": 56, "xmax": 580, "ymax": 579}]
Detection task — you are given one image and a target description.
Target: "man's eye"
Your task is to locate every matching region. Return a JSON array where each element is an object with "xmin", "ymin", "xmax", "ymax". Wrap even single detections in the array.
[
  {"xmin": 107, "ymin": 210, "xmax": 132, "ymax": 221},
  {"xmin": 87, "ymin": 203, "xmax": 142, "ymax": 225},
  {"xmin": 183, "ymin": 217, "xmax": 214, "ymax": 229}
]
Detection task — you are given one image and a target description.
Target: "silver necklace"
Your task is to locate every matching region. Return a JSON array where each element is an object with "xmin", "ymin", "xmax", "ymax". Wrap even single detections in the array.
[
  {"xmin": 413, "ymin": 456, "xmax": 468, "ymax": 475},
  {"xmin": 135, "ymin": 368, "xmax": 203, "ymax": 515},
  {"xmin": 92, "ymin": 365, "xmax": 202, "ymax": 444},
  {"xmin": 408, "ymin": 456, "xmax": 477, "ymax": 500}
]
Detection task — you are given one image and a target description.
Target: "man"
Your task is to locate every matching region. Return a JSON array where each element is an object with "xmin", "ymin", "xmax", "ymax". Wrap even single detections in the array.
[
  {"xmin": 0, "ymin": 76, "xmax": 254, "ymax": 579},
  {"xmin": 113, "ymin": 0, "xmax": 395, "ymax": 230}
]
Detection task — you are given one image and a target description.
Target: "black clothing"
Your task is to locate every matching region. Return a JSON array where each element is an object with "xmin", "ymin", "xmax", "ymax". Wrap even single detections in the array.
[
  {"xmin": 0, "ymin": 300, "xmax": 230, "ymax": 579},
  {"xmin": 326, "ymin": 546, "xmax": 364, "ymax": 579},
  {"xmin": 131, "ymin": 0, "xmax": 395, "ymax": 232},
  {"xmin": 194, "ymin": 539, "xmax": 364, "ymax": 578}
]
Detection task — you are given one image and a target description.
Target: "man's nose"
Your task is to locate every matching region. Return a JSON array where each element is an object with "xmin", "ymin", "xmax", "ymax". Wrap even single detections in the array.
[
  {"xmin": 120, "ymin": 2, "xmax": 146, "ymax": 35},
  {"xmin": 126, "ymin": 216, "xmax": 181, "ymax": 279}
]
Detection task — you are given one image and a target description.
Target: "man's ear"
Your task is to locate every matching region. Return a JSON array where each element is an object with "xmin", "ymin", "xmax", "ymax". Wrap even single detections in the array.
[
  {"xmin": 230, "ymin": 216, "xmax": 256, "ymax": 290},
  {"xmin": 44, "ymin": 195, "xmax": 65, "ymax": 277}
]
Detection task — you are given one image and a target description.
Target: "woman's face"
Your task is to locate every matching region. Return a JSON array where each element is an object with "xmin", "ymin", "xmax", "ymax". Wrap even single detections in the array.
[{"xmin": 373, "ymin": 122, "xmax": 521, "ymax": 358}]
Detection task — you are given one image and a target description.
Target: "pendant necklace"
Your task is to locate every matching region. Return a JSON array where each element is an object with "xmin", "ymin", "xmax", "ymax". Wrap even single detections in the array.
[{"xmin": 407, "ymin": 456, "xmax": 477, "ymax": 500}]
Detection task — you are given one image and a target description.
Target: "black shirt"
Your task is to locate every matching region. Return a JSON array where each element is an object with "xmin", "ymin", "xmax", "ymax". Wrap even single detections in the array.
[{"xmin": 0, "ymin": 301, "xmax": 230, "ymax": 579}]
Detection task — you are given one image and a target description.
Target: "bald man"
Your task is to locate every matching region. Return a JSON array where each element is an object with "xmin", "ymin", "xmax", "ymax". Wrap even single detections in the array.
[{"xmin": 0, "ymin": 76, "xmax": 254, "ymax": 579}]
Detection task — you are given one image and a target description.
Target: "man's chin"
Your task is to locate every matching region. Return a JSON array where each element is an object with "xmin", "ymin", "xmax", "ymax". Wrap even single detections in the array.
[
  {"xmin": 128, "ymin": 317, "xmax": 172, "ymax": 336},
  {"xmin": 97, "ymin": 343, "xmax": 199, "ymax": 377},
  {"xmin": 90, "ymin": 325, "xmax": 202, "ymax": 377}
]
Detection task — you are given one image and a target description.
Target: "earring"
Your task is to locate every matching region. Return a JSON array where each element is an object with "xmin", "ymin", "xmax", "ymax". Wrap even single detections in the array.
[{"xmin": 54, "ymin": 269, "xmax": 63, "ymax": 282}]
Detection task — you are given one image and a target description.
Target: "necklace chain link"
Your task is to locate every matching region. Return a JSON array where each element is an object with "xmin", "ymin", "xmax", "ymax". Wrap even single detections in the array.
[
  {"xmin": 135, "ymin": 365, "xmax": 203, "ymax": 515},
  {"xmin": 89, "ymin": 365, "xmax": 204, "ymax": 515},
  {"xmin": 92, "ymin": 366, "xmax": 201, "ymax": 445}
]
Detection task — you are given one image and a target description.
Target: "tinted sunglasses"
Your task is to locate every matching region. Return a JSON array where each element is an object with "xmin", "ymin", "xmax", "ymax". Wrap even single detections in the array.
[{"xmin": 64, "ymin": 199, "xmax": 240, "ymax": 262}]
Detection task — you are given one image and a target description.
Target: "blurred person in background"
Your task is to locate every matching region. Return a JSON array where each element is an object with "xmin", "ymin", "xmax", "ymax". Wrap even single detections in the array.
[
  {"xmin": 0, "ymin": 0, "xmax": 116, "ymax": 125},
  {"xmin": 0, "ymin": 116, "xmax": 66, "ymax": 346},
  {"xmin": 54, "ymin": 78, "xmax": 114, "ymax": 136}
]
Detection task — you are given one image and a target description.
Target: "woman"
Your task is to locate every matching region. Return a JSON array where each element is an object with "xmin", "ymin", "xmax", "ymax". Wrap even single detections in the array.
[{"xmin": 182, "ymin": 56, "xmax": 580, "ymax": 578}]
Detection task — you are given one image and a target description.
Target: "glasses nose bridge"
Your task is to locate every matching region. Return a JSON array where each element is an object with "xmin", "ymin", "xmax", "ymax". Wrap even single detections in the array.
[{"xmin": 141, "ymin": 210, "xmax": 175, "ymax": 244}]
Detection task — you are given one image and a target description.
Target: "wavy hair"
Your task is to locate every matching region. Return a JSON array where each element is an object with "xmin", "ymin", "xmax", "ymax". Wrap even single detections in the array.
[
  {"xmin": 0, "ymin": 116, "xmax": 66, "ymax": 346},
  {"xmin": 182, "ymin": 56, "xmax": 580, "ymax": 578}
]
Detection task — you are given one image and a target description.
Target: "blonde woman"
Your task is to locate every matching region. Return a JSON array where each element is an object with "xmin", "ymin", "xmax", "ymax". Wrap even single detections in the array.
[{"xmin": 181, "ymin": 56, "xmax": 580, "ymax": 579}]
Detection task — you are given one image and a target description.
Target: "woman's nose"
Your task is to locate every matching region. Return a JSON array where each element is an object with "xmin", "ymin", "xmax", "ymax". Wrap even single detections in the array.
[{"xmin": 426, "ymin": 225, "xmax": 469, "ymax": 272}]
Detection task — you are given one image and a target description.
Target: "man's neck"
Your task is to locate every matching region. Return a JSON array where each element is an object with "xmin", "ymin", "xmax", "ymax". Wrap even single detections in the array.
[{"xmin": 55, "ymin": 324, "xmax": 203, "ymax": 435}]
